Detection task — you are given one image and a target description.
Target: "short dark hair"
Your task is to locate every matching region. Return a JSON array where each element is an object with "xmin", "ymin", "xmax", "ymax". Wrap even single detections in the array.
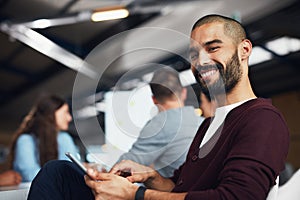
[
  {"xmin": 192, "ymin": 14, "xmax": 246, "ymax": 44},
  {"xmin": 150, "ymin": 68, "xmax": 183, "ymax": 103}
]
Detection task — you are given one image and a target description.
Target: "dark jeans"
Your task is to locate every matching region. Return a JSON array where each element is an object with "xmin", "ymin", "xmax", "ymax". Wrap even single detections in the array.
[{"xmin": 27, "ymin": 160, "xmax": 94, "ymax": 200}]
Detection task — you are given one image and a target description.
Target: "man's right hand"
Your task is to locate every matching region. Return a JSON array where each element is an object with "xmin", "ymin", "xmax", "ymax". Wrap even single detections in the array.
[
  {"xmin": 109, "ymin": 160, "xmax": 157, "ymax": 184},
  {"xmin": 109, "ymin": 160, "xmax": 175, "ymax": 191}
]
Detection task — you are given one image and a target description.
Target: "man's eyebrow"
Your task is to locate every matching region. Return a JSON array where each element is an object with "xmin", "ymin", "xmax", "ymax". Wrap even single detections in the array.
[{"xmin": 204, "ymin": 39, "xmax": 223, "ymax": 46}]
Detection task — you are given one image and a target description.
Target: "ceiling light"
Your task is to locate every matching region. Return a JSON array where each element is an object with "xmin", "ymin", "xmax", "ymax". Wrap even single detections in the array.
[
  {"xmin": 21, "ymin": 12, "xmax": 91, "ymax": 29},
  {"xmin": 179, "ymin": 69, "xmax": 196, "ymax": 87},
  {"xmin": 249, "ymin": 46, "xmax": 272, "ymax": 66},
  {"xmin": 266, "ymin": 36, "xmax": 300, "ymax": 56},
  {"xmin": 29, "ymin": 19, "xmax": 52, "ymax": 29},
  {"xmin": 91, "ymin": 6, "xmax": 129, "ymax": 22},
  {"xmin": 75, "ymin": 106, "xmax": 98, "ymax": 119},
  {"xmin": 142, "ymin": 72, "xmax": 154, "ymax": 83}
]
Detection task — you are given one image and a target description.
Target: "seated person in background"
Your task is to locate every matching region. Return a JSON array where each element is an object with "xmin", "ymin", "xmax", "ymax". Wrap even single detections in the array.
[
  {"xmin": 116, "ymin": 67, "xmax": 204, "ymax": 177},
  {"xmin": 9, "ymin": 94, "xmax": 78, "ymax": 182},
  {"xmin": 27, "ymin": 14, "xmax": 289, "ymax": 200},
  {"xmin": 0, "ymin": 170, "xmax": 22, "ymax": 186},
  {"xmin": 199, "ymin": 92, "xmax": 216, "ymax": 118}
]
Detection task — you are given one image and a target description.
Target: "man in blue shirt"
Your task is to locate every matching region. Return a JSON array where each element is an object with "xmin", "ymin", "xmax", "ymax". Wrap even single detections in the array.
[{"xmin": 117, "ymin": 67, "xmax": 203, "ymax": 177}]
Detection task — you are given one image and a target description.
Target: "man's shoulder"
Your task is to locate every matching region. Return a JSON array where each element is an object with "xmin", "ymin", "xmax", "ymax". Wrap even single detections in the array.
[
  {"xmin": 228, "ymin": 98, "xmax": 286, "ymax": 125},
  {"xmin": 240, "ymin": 98, "xmax": 279, "ymax": 113},
  {"xmin": 230, "ymin": 98, "xmax": 287, "ymax": 130}
]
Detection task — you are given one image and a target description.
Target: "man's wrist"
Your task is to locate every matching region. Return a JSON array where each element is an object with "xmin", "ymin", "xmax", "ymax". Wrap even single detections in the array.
[
  {"xmin": 144, "ymin": 170, "xmax": 159, "ymax": 188},
  {"xmin": 135, "ymin": 186, "xmax": 147, "ymax": 200}
]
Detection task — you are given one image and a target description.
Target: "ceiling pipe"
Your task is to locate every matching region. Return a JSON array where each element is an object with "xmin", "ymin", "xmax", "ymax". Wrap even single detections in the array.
[{"xmin": 0, "ymin": 23, "xmax": 98, "ymax": 79}]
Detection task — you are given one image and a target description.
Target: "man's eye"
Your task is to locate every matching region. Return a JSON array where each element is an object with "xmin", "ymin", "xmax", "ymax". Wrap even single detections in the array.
[
  {"xmin": 190, "ymin": 53, "xmax": 198, "ymax": 60},
  {"xmin": 208, "ymin": 47, "xmax": 219, "ymax": 52}
]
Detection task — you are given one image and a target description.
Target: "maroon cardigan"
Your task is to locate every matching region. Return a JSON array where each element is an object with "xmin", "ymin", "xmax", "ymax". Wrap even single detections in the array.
[{"xmin": 171, "ymin": 98, "xmax": 289, "ymax": 200}]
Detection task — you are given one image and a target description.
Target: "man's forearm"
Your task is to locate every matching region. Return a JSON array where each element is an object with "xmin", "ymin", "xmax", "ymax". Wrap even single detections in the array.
[
  {"xmin": 144, "ymin": 170, "xmax": 175, "ymax": 192},
  {"xmin": 144, "ymin": 189, "xmax": 187, "ymax": 200}
]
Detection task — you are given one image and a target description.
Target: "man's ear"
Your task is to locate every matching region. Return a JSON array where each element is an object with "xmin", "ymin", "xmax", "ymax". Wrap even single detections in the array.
[
  {"xmin": 152, "ymin": 95, "xmax": 158, "ymax": 104},
  {"xmin": 240, "ymin": 39, "xmax": 252, "ymax": 60}
]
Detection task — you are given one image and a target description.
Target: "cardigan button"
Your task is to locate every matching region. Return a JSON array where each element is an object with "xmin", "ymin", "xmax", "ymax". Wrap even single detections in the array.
[{"xmin": 192, "ymin": 155, "xmax": 198, "ymax": 161}]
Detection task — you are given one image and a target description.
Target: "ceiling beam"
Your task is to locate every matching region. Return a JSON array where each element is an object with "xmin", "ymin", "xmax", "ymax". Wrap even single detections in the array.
[{"xmin": 0, "ymin": 23, "xmax": 98, "ymax": 79}]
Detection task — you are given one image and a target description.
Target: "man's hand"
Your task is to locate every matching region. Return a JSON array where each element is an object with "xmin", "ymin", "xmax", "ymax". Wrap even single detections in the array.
[
  {"xmin": 84, "ymin": 168, "xmax": 138, "ymax": 200},
  {"xmin": 83, "ymin": 162, "xmax": 107, "ymax": 173},
  {"xmin": 110, "ymin": 160, "xmax": 174, "ymax": 191},
  {"xmin": 110, "ymin": 160, "xmax": 156, "ymax": 184}
]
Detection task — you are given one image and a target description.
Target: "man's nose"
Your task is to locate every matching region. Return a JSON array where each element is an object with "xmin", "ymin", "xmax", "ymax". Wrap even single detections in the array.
[{"xmin": 198, "ymin": 50, "xmax": 212, "ymax": 66}]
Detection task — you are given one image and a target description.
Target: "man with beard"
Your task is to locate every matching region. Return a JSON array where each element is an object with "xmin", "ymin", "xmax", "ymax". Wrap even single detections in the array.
[{"xmin": 27, "ymin": 14, "xmax": 289, "ymax": 200}]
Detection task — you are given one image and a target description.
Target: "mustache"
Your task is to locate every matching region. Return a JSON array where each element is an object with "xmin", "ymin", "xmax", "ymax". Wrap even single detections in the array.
[{"xmin": 193, "ymin": 63, "xmax": 223, "ymax": 74}]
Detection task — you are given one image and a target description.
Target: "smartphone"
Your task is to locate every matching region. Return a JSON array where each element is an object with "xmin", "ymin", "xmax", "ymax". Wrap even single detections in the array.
[
  {"xmin": 65, "ymin": 152, "xmax": 131, "ymax": 178},
  {"xmin": 65, "ymin": 152, "xmax": 87, "ymax": 173}
]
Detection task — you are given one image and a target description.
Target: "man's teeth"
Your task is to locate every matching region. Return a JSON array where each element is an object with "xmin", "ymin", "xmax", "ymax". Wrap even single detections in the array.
[{"xmin": 201, "ymin": 70, "xmax": 216, "ymax": 78}]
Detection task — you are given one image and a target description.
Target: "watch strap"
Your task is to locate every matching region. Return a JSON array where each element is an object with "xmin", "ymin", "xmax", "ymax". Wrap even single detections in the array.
[{"xmin": 135, "ymin": 186, "xmax": 147, "ymax": 200}]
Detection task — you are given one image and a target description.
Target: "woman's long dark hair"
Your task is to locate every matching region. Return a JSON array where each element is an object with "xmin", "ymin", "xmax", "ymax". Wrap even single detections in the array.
[{"xmin": 10, "ymin": 94, "xmax": 66, "ymax": 167}]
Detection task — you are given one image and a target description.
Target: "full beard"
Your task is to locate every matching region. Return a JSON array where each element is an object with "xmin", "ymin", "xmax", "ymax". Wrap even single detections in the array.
[{"xmin": 193, "ymin": 51, "xmax": 242, "ymax": 99}]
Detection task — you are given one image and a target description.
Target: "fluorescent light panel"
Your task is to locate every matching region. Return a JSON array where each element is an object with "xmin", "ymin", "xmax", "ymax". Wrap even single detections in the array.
[
  {"xmin": 179, "ymin": 69, "xmax": 196, "ymax": 87},
  {"xmin": 91, "ymin": 8, "xmax": 129, "ymax": 22},
  {"xmin": 249, "ymin": 36, "xmax": 300, "ymax": 66},
  {"xmin": 249, "ymin": 46, "xmax": 272, "ymax": 66},
  {"xmin": 266, "ymin": 36, "xmax": 300, "ymax": 56}
]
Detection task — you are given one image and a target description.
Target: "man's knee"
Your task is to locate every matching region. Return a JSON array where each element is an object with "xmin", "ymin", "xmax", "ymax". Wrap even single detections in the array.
[{"xmin": 40, "ymin": 160, "xmax": 73, "ymax": 178}]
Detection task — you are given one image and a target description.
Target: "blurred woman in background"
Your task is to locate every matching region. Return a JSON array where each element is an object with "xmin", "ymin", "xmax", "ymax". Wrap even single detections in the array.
[{"xmin": 9, "ymin": 94, "xmax": 78, "ymax": 182}]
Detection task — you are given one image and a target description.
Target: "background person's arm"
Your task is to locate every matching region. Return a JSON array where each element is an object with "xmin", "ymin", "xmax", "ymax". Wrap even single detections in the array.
[
  {"xmin": 0, "ymin": 170, "xmax": 22, "ymax": 186},
  {"xmin": 117, "ymin": 119, "xmax": 170, "ymax": 167},
  {"xmin": 13, "ymin": 134, "xmax": 41, "ymax": 182}
]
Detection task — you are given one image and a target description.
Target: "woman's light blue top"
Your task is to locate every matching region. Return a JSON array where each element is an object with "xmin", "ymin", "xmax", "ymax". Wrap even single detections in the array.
[{"xmin": 13, "ymin": 131, "xmax": 78, "ymax": 182}]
